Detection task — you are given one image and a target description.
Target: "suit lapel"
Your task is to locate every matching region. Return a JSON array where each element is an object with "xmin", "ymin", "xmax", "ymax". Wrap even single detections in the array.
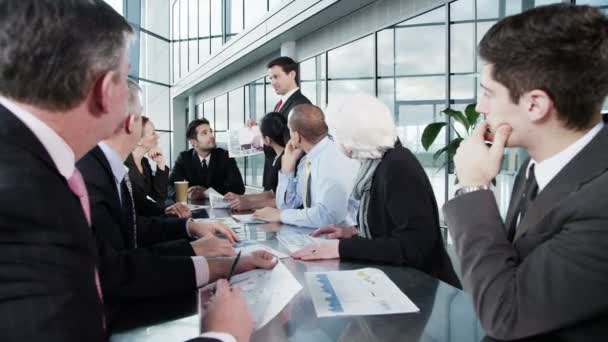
[
  {"xmin": 514, "ymin": 125, "xmax": 608, "ymax": 241},
  {"xmin": 91, "ymin": 146, "xmax": 124, "ymax": 223},
  {"xmin": 279, "ymin": 90, "xmax": 299, "ymax": 115},
  {"xmin": 191, "ymin": 149, "xmax": 207, "ymax": 186}
]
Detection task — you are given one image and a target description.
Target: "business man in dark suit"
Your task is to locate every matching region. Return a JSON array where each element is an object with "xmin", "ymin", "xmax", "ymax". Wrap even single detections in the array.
[
  {"xmin": 0, "ymin": 1, "xmax": 134, "ymax": 340},
  {"xmin": 169, "ymin": 118, "xmax": 245, "ymax": 200},
  {"xmin": 443, "ymin": 4, "xmax": 608, "ymax": 341},
  {"xmin": 79, "ymin": 80, "xmax": 276, "ymax": 339}
]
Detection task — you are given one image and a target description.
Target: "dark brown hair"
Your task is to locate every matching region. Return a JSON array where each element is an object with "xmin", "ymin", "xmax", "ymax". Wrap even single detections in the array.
[
  {"xmin": 267, "ymin": 56, "xmax": 298, "ymax": 76},
  {"xmin": 0, "ymin": 0, "xmax": 133, "ymax": 111},
  {"xmin": 479, "ymin": 4, "xmax": 608, "ymax": 130},
  {"xmin": 186, "ymin": 118, "xmax": 211, "ymax": 140}
]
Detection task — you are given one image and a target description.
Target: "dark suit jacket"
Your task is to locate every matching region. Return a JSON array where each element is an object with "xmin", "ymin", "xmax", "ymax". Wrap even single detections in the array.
[
  {"xmin": 339, "ymin": 143, "xmax": 461, "ymax": 288},
  {"xmin": 78, "ymin": 147, "xmax": 198, "ymax": 325},
  {"xmin": 263, "ymin": 89, "xmax": 312, "ymax": 189},
  {"xmin": 125, "ymin": 154, "xmax": 169, "ymax": 216},
  {"xmin": 444, "ymin": 125, "xmax": 608, "ymax": 341},
  {"xmin": 0, "ymin": 104, "xmax": 105, "ymax": 341},
  {"xmin": 169, "ymin": 148, "xmax": 245, "ymax": 197}
]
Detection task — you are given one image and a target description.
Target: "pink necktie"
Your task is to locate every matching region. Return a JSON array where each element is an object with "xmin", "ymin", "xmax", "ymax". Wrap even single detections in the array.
[
  {"xmin": 67, "ymin": 168, "xmax": 105, "ymax": 330},
  {"xmin": 275, "ymin": 99, "xmax": 283, "ymax": 111}
]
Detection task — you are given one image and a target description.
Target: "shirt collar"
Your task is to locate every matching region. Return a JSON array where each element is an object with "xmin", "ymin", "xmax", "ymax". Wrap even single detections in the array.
[
  {"xmin": 527, "ymin": 121, "xmax": 604, "ymax": 192},
  {"xmin": 304, "ymin": 136, "xmax": 331, "ymax": 162},
  {"xmin": 98, "ymin": 142, "xmax": 129, "ymax": 184},
  {"xmin": 196, "ymin": 151, "xmax": 211, "ymax": 165},
  {"xmin": 281, "ymin": 87, "xmax": 299, "ymax": 103},
  {"xmin": 0, "ymin": 96, "xmax": 75, "ymax": 179}
]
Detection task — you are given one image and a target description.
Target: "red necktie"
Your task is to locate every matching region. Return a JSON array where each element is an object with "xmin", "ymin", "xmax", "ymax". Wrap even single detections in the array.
[
  {"xmin": 67, "ymin": 168, "xmax": 106, "ymax": 330},
  {"xmin": 275, "ymin": 99, "xmax": 283, "ymax": 111}
]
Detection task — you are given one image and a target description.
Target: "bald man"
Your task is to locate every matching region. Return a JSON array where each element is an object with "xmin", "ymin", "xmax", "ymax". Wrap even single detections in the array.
[{"xmin": 254, "ymin": 104, "xmax": 360, "ymax": 228}]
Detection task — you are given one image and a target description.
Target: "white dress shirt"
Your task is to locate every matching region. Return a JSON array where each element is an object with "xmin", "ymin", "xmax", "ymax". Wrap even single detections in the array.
[
  {"xmin": 276, "ymin": 136, "xmax": 360, "ymax": 228},
  {"xmin": 527, "ymin": 122, "xmax": 604, "ymax": 193}
]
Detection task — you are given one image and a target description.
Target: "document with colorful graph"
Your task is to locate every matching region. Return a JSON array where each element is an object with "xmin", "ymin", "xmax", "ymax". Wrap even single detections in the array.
[{"xmin": 305, "ymin": 268, "xmax": 419, "ymax": 317}]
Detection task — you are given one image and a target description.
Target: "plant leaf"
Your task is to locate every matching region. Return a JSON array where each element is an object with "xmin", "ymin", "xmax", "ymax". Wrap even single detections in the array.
[
  {"xmin": 465, "ymin": 103, "xmax": 481, "ymax": 128},
  {"xmin": 421, "ymin": 122, "xmax": 447, "ymax": 151},
  {"xmin": 443, "ymin": 108, "xmax": 469, "ymax": 131},
  {"xmin": 431, "ymin": 137, "xmax": 463, "ymax": 161}
]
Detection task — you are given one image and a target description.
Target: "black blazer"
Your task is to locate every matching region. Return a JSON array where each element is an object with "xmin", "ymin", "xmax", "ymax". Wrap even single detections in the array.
[
  {"xmin": 125, "ymin": 154, "xmax": 169, "ymax": 216},
  {"xmin": 276, "ymin": 88, "xmax": 311, "ymax": 117},
  {"xmin": 78, "ymin": 147, "xmax": 198, "ymax": 325},
  {"xmin": 444, "ymin": 125, "xmax": 608, "ymax": 341},
  {"xmin": 0, "ymin": 105, "xmax": 105, "ymax": 341},
  {"xmin": 169, "ymin": 148, "xmax": 245, "ymax": 197},
  {"xmin": 339, "ymin": 143, "xmax": 461, "ymax": 288}
]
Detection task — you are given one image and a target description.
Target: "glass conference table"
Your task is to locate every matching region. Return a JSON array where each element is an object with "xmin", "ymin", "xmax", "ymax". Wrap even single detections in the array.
[{"xmin": 110, "ymin": 208, "xmax": 487, "ymax": 342}]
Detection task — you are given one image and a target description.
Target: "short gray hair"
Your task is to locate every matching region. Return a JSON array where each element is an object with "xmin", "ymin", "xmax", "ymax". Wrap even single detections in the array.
[
  {"xmin": 127, "ymin": 79, "xmax": 143, "ymax": 116},
  {"xmin": 325, "ymin": 93, "xmax": 397, "ymax": 159}
]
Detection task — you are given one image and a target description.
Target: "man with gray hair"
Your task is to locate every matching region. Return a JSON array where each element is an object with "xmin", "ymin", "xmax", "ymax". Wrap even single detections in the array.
[
  {"xmin": 254, "ymin": 104, "xmax": 360, "ymax": 228},
  {"xmin": 0, "ymin": 1, "xmax": 133, "ymax": 340}
]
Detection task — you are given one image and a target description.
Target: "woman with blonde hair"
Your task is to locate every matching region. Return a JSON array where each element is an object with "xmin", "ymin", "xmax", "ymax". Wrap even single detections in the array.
[{"xmin": 292, "ymin": 93, "xmax": 460, "ymax": 287}]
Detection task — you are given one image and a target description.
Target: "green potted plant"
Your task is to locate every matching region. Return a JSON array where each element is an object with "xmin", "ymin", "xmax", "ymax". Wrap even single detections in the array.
[{"xmin": 421, "ymin": 104, "xmax": 480, "ymax": 174}]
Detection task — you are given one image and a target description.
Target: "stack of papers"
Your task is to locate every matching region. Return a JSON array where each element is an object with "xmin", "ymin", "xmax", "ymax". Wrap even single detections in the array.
[
  {"xmin": 235, "ymin": 241, "xmax": 289, "ymax": 259},
  {"xmin": 305, "ymin": 268, "xmax": 419, "ymax": 317},
  {"xmin": 200, "ymin": 261, "xmax": 302, "ymax": 329},
  {"xmin": 208, "ymin": 188, "xmax": 231, "ymax": 209},
  {"xmin": 231, "ymin": 213, "xmax": 267, "ymax": 224},
  {"xmin": 276, "ymin": 228, "xmax": 329, "ymax": 253},
  {"xmin": 194, "ymin": 217, "xmax": 241, "ymax": 229}
]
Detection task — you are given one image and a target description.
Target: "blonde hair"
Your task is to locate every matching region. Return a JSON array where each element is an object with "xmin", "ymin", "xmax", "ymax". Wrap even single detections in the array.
[{"xmin": 324, "ymin": 93, "xmax": 397, "ymax": 159}]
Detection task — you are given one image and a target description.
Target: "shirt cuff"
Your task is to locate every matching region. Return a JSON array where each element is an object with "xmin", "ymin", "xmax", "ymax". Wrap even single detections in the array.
[
  {"xmin": 199, "ymin": 332, "xmax": 237, "ymax": 342},
  {"xmin": 191, "ymin": 256, "xmax": 209, "ymax": 287},
  {"xmin": 186, "ymin": 218, "xmax": 194, "ymax": 238}
]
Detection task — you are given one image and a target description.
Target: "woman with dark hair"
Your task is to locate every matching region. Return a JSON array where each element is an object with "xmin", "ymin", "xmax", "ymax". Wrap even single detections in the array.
[
  {"xmin": 224, "ymin": 112, "xmax": 290, "ymax": 210},
  {"xmin": 125, "ymin": 116, "xmax": 191, "ymax": 218}
]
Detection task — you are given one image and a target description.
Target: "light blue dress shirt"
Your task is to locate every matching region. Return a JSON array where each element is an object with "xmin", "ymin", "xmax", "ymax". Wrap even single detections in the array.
[{"xmin": 276, "ymin": 136, "xmax": 360, "ymax": 228}]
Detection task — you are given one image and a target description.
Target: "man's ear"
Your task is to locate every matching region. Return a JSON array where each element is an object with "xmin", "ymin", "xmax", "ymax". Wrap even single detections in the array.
[
  {"xmin": 189, "ymin": 138, "xmax": 198, "ymax": 148},
  {"xmin": 288, "ymin": 70, "xmax": 297, "ymax": 81},
  {"xmin": 90, "ymin": 70, "xmax": 120, "ymax": 118},
  {"xmin": 522, "ymin": 89, "xmax": 554, "ymax": 123}
]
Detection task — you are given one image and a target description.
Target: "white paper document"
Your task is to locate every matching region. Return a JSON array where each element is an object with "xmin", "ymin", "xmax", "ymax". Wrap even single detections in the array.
[
  {"xmin": 305, "ymin": 268, "xmax": 419, "ymax": 317},
  {"xmin": 194, "ymin": 217, "xmax": 241, "ymax": 229},
  {"xmin": 187, "ymin": 203, "xmax": 210, "ymax": 211},
  {"xmin": 202, "ymin": 261, "xmax": 302, "ymax": 329},
  {"xmin": 235, "ymin": 242, "xmax": 289, "ymax": 259},
  {"xmin": 276, "ymin": 228, "xmax": 327, "ymax": 253},
  {"xmin": 207, "ymin": 188, "xmax": 231, "ymax": 209},
  {"xmin": 227, "ymin": 126, "xmax": 264, "ymax": 158},
  {"xmin": 231, "ymin": 213, "xmax": 267, "ymax": 224}
]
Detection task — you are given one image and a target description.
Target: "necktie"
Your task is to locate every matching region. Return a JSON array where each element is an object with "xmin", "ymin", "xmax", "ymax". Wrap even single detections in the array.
[
  {"xmin": 304, "ymin": 160, "xmax": 311, "ymax": 208},
  {"xmin": 121, "ymin": 174, "xmax": 138, "ymax": 249},
  {"xmin": 508, "ymin": 164, "xmax": 539, "ymax": 240},
  {"xmin": 67, "ymin": 168, "xmax": 105, "ymax": 330},
  {"xmin": 201, "ymin": 159, "xmax": 209, "ymax": 186},
  {"xmin": 275, "ymin": 99, "xmax": 283, "ymax": 112}
]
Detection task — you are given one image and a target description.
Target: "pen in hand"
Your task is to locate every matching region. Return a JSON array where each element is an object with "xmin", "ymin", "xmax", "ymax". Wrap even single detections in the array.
[{"xmin": 226, "ymin": 250, "xmax": 242, "ymax": 284}]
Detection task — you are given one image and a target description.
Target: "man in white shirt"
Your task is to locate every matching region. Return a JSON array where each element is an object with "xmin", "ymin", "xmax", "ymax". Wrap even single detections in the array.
[
  {"xmin": 443, "ymin": 4, "xmax": 608, "ymax": 341},
  {"xmin": 254, "ymin": 104, "xmax": 359, "ymax": 228}
]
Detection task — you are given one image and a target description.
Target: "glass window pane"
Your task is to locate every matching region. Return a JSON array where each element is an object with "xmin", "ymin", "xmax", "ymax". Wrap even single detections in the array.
[
  {"xmin": 451, "ymin": 75, "xmax": 476, "ymax": 101},
  {"xmin": 328, "ymin": 35, "xmax": 374, "ymax": 78},
  {"xmin": 378, "ymin": 78, "xmax": 396, "ymax": 117},
  {"xmin": 211, "ymin": 37, "xmax": 222, "ymax": 54},
  {"xmin": 377, "ymin": 29, "xmax": 394, "ymax": 77},
  {"xmin": 328, "ymin": 80, "xmax": 374, "ymax": 102},
  {"xmin": 477, "ymin": 0, "xmax": 500, "ymax": 20},
  {"xmin": 211, "ymin": 0, "xmax": 222, "ymax": 36},
  {"xmin": 203, "ymin": 100, "xmax": 215, "ymax": 127},
  {"xmin": 229, "ymin": 87, "xmax": 245, "ymax": 129},
  {"xmin": 236, "ymin": 157, "xmax": 246, "ymax": 184},
  {"xmin": 199, "ymin": 38, "xmax": 210, "ymax": 63},
  {"xmin": 103, "ymin": 0, "xmax": 123, "ymax": 14},
  {"xmin": 215, "ymin": 131, "xmax": 228, "ymax": 150},
  {"xmin": 505, "ymin": 1, "xmax": 522, "ymax": 17},
  {"xmin": 450, "ymin": 23, "xmax": 474, "ymax": 74},
  {"xmin": 139, "ymin": 32, "xmax": 170, "ymax": 84},
  {"xmin": 200, "ymin": 0, "xmax": 210, "ymax": 37},
  {"xmin": 533, "ymin": 0, "xmax": 565, "ymax": 5},
  {"xmin": 140, "ymin": 82, "xmax": 171, "ymax": 130},
  {"xmin": 300, "ymin": 81, "xmax": 317, "ymax": 107},
  {"xmin": 181, "ymin": 40, "xmax": 188, "ymax": 75},
  {"xmin": 251, "ymin": 79, "xmax": 265, "ymax": 121},
  {"xmin": 189, "ymin": 40, "xmax": 198, "ymax": 70},
  {"xmin": 189, "ymin": 0, "xmax": 198, "ymax": 38},
  {"xmin": 395, "ymin": 24, "xmax": 445, "ymax": 75},
  {"xmin": 141, "ymin": 0, "xmax": 169, "ymax": 37},
  {"xmin": 395, "ymin": 76, "xmax": 446, "ymax": 101},
  {"xmin": 227, "ymin": 0, "xmax": 244, "ymax": 34},
  {"xmin": 266, "ymin": 77, "xmax": 281, "ymax": 112},
  {"xmin": 576, "ymin": 0, "xmax": 608, "ymax": 5},
  {"xmin": 245, "ymin": 0, "xmax": 267, "ymax": 28},
  {"xmin": 450, "ymin": 0, "xmax": 474, "ymax": 21},
  {"xmin": 215, "ymin": 94, "xmax": 228, "ymax": 131},
  {"xmin": 245, "ymin": 154, "xmax": 265, "ymax": 187},
  {"xmin": 299, "ymin": 57, "xmax": 316, "ymax": 81},
  {"xmin": 400, "ymin": 6, "xmax": 445, "ymax": 25}
]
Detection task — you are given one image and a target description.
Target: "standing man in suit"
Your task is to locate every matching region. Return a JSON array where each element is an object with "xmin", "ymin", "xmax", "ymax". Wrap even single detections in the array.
[
  {"xmin": 79, "ymin": 80, "xmax": 277, "ymax": 335},
  {"xmin": 267, "ymin": 56, "xmax": 312, "ymax": 117},
  {"xmin": 0, "ymin": 1, "xmax": 133, "ymax": 340},
  {"xmin": 169, "ymin": 118, "xmax": 245, "ymax": 200},
  {"xmin": 444, "ymin": 4, "xmax": 608, "ymax": 341}
]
